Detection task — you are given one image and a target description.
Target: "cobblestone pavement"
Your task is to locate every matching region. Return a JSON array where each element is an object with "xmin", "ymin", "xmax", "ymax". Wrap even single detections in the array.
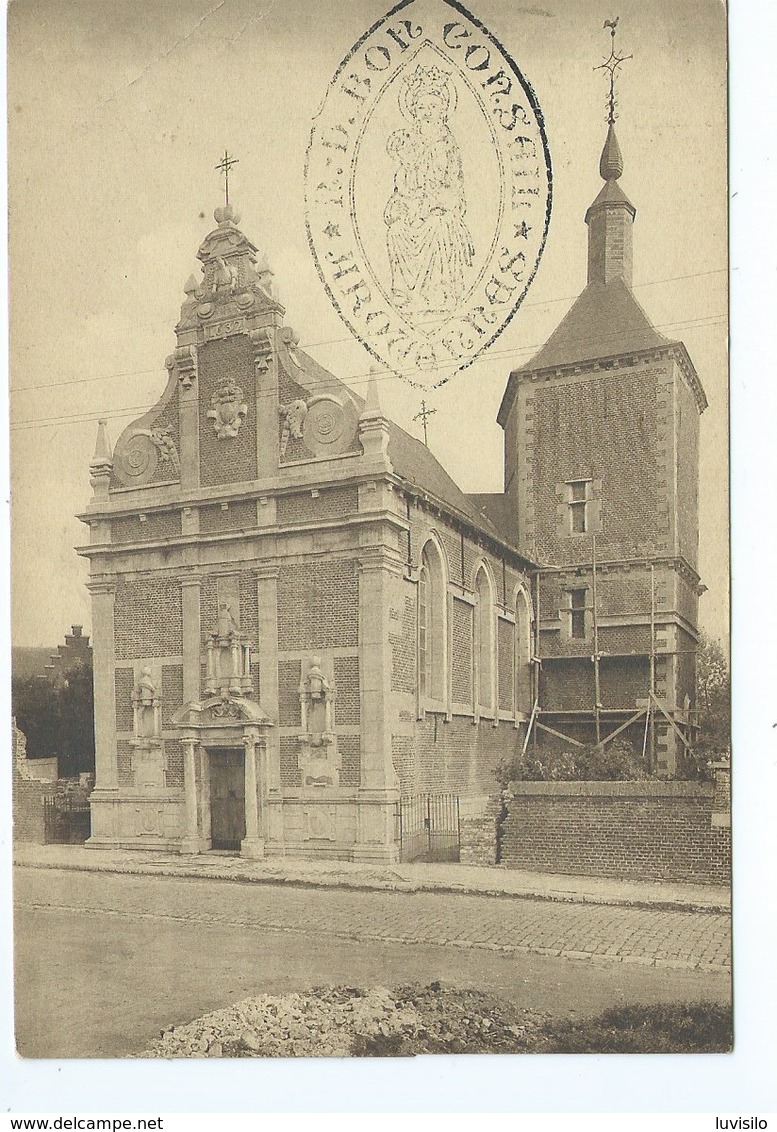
[{"xmin": 15, "ymin": 865, "xmax": 731, "ymax": 971}]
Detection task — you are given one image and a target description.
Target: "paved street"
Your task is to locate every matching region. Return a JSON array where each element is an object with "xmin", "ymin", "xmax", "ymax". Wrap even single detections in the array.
[{"xmin": 14, "ymin": 866, "xmax": 731, "ymax": 1058}]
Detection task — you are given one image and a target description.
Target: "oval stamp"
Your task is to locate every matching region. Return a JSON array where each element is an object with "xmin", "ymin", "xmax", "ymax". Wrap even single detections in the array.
[{"xmin": 305, "ymin": 0, "xmax": 552, "ymax": 389}]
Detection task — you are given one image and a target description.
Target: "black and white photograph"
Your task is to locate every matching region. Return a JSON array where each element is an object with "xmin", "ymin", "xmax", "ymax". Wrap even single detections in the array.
[{"xmin": 3, "ymin": 0, "xmax": 774, "ymax": 1118}]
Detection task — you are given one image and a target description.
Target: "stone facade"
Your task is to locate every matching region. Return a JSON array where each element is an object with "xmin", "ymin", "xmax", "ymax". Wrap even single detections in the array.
[
  {"xmin": 78, "ymin": 203, "xmax": 534, "ymax": 861},
  {"xmin": 77, "ymin": 122, "xmax": 705, "ymax": 859}
]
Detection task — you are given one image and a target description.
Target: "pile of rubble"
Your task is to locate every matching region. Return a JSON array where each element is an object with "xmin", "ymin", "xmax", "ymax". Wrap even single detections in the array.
[{"xmin": 141, "ymin": 983, "xmax": 549, "ymax": 1058}]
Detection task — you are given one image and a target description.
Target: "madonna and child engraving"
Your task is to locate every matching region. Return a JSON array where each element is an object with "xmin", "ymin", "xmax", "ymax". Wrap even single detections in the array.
[
  {"xmin": 305, "ymin": 0, "xmax": 552, "ymax": 388},
  {"xmin": 384, "ymin": 65, "xmax": 475, "ymax": 316}
]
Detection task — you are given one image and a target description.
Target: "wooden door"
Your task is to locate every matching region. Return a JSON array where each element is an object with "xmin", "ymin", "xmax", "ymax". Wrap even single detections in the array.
[{"xmin": 209, "ymin": 748, "xmax": 245, "ymax": 851}]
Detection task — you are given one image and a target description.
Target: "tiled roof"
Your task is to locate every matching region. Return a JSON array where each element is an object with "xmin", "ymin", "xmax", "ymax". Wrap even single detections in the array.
[
  {"xmin": 516, "ymin": 278, "xmax": 670, "ymax": 373},
  {"xmin": 288, "ymin": 345, "xmax": 529, "ymax": 557}
]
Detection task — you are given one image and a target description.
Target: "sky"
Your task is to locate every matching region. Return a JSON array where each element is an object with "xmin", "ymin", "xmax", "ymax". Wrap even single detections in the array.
[{"xmin": 7, "ymin": 0, "xmax": 728, "ymax": 647}]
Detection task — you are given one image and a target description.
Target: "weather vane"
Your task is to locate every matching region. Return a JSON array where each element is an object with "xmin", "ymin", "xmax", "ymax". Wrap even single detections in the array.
[
  {"xmin": 215, "ymin": 150, "xmax": 239, "ymax": 206},
  {"xmin": 595, "ymin": 18, "xmax": 632, "ymax": 124}
]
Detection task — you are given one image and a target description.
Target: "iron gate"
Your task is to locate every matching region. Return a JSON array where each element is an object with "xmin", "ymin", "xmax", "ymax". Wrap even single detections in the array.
[
  {"xmin": 43, "ymin": 794, "xmax": 91, "ymax": 844},
  {"xmin": 396, "ymin": 793, "xmax": 460, "ymax": 863}
]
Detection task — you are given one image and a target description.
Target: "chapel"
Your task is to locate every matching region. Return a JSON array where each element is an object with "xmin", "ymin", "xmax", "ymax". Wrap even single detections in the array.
[{"xmin": 78, "ymin": 116, "xmax": 705, "ymax": 859}]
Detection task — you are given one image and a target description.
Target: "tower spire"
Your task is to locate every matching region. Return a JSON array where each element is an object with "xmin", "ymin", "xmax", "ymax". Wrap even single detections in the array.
[{"xmin": 586, "ymin": 19, "xmax": 636, "ymax": 286}]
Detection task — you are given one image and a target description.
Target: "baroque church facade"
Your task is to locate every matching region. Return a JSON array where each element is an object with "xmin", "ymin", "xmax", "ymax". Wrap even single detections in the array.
[{"xmin": 78, "ymin": 120, "xmax": 705, "ymax": 859}]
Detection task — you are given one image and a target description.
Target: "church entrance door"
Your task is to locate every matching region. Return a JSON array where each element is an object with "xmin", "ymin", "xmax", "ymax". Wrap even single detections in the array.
[{"xmin": 209, "ymin": 748, "xmax": 246, "ymax": 851}]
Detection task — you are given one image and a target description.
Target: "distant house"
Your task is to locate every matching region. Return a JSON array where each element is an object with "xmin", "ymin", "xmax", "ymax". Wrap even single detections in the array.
[{"xmin": 12, "ymin": 625, "xmax": 92, "ymax": 686}]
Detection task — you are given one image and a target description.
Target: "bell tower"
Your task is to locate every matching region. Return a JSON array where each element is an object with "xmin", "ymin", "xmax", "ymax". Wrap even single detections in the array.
[{"xmin": 498, "ymin": 26, "xmax": 707, "ymax": 776}]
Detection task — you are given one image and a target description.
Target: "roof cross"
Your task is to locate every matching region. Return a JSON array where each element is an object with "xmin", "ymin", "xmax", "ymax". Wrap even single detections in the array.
[
  {"xmin": 413, "ymin": 400, "xmax": 437, "ymax": 447},
  {"xmin": 215, "ymin": 150, "xmax": 239, "ymax": 206},
  {"xmin": 595, "ymin": 18, "xmax": 632, "ymax": 124}
]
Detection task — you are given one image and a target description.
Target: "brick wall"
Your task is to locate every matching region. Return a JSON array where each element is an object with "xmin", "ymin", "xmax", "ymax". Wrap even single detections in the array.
[
  {"xmin": 161, "ymin": 665, "xmax": 184, "ymax": 725},
  {"xmin": 527, "ymin": 364, "xmax": 667, "ymax": 564},
  {"xmin": 277, "ymin": 560, "xmax": 358, "ymax": 650},
  {"xmin": 115, "ymin": 667, "xmax": 135, "ymax": 732},
  {"xmin": 117, "ymin": 739, "xmax": 134, "ymax": 787},
  {"xmin": 279, "ymin": 735, "xmax": 302, "ymax": 787},
  {"xmin": 112, "ymin": 510, "xmax": 182, "ymax": 544},
  {"xmin": 676, "ymin": 370, "xmax": 700, "ymax": 569},
  {"xmin": 415, "ymin": 716, "xmax": 516, "ymax": 795},
  {"xmin": 459, "ymin": 795, "xmax": 502, "ymax": 866},
  {"xmin": 333, "ymin": 656, "xmax": 360, "ymax": 725},
  {"xmin": 199, "ymin": 336, "xmax": 257, "ymax": 487},
  {"xmin": 13, "ymin": 776, "xmax": 56, "ymax": 842},
  {"xmin": 276, "ymin": 487, "xmax": 359, "ymax": 525},
  {"xmin": 115, "ymin": 579, "xmax": 183, "ymax": 660},
  {"xmin": 164, "ymin": 739, "xmax": 185, "ymax": 789},
  {"xmin": 390, "ymin": 593, "xmax": 416, "ymax": 694},
  {"xmin": 338, "ymin": 734, "xmax": 361, "ymax": 788},
  {"xmin": 499, "ymin": 780, "xmax": 730, "ymax": 885},
  {"xmin": 391, "ymin": 735, "xmax": 416, "ymax": 796},
  {"xmin": 199, "ymin": 499, "xmax": 258, "ymax": 533},
  {"xmin": 451, "ymin": 598, "xmax": 473, "ymax": 704},
  {"xmin": 498, "ymin": 617, "xmax": 515, "ymax": 713}
]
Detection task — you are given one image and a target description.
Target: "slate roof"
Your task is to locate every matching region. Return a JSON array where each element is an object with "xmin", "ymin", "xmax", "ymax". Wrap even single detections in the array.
[
  {"xmin": 288, "ymin": 344, "xmax": 530, "ymax": 560},
  {"xmin": 516, "ymin": 277, "xmax": 671, "ymax": 373}
]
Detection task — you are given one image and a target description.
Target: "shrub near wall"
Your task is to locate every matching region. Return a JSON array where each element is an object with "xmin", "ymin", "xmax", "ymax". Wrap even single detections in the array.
[{"xmin": 499, "ymin": 780, "xmax": 731, "ymax": 886}]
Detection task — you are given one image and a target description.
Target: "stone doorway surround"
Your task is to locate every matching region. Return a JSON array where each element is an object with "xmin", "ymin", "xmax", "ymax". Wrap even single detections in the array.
[{"xmin": 171, "ymin": 694, "xmax": 272, "ymax": 858}]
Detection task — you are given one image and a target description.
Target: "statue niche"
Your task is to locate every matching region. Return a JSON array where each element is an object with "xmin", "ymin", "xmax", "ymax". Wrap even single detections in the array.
[
  {"xmin": 297, "ymin": 656, "xmax": 341, "ymax": 788},
  {"xmin": 132, "ymin": 666, "xmax": 161, "ymax": 739},
  {"xmin": 130, "ymin": 666, "xmax": 164, "ymax": 789},
  {"xmin": 204, "ymin": 602, "xmax": 253, "ymax": 697}
]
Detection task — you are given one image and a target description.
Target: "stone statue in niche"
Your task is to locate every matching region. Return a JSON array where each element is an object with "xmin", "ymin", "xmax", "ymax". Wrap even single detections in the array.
[
  {"xmin": 204, "ymin": 603, "xmax": 253, "ymax": 697},
  {"xmin": 131, "ymin": 667, "xmax": 161, "ymax": 739},
  {"xmin": 207, "ymin": 379, "xmax": 248, "ymax": 439},
  {"xmin": 279, "ymin": 399, "xmax": 308, "ymax": 457},
  {"xmin": 298, "ymin": 656, "xmax": 340, "ymax": 788}
]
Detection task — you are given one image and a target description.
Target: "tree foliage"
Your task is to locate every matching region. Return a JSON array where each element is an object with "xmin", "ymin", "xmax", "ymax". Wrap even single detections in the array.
[
  {"xmin": 695, "ymin": 632, "xmax": 731, "ymax": 758},
  {"xmin": 12, "ymin": 662, "xmax": 95, "ymax": 778}
]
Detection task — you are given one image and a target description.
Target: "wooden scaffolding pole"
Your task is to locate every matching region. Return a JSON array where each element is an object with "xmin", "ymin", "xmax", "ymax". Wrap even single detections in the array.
[{"xmin": 591, "ymin": 534, "xmax": 601, "ymax": 745}]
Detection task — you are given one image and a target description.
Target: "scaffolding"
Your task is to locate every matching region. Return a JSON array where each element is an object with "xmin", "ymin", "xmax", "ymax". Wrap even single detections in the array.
[{"xmin": 521, "ymin": 549, "xmax": 695, "ymax": 765}]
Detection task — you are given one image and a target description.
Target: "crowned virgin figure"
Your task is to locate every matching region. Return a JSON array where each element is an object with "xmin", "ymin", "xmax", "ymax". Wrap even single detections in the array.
[{"xmin": 384, "ymin": 65, "xmax": 475, "ymax": 317}]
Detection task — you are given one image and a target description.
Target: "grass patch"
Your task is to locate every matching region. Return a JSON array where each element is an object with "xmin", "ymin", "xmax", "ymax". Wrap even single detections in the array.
[{"xmin": 538, "ymin": 1002, "xmax": 733, "ymax": 1054}]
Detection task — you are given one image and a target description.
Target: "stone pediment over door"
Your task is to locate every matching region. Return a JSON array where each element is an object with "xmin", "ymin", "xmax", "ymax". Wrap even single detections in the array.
[{"xmin": 171, "ymin": 694, "xmax": 271, "ymax": 738}]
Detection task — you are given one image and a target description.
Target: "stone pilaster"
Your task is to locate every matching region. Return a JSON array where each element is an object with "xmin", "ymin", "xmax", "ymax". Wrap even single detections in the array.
[
  {"xmin": 88, "ymin": 580, "xmax": 117, "ymax": 791},
  {"xmin": 181, "ymin": 736, "xmax": 203, "ymax": 854},
  {"xmin": 241, "ymin": 732, "xmax": 266, "ymax": 859},
  {"xmin": 85, "ymin": 579, "xmax": 118, "ymax": 847},
  {"xmin": 356, "ymin": 556, "xmax": 400, "ymax": 861}
]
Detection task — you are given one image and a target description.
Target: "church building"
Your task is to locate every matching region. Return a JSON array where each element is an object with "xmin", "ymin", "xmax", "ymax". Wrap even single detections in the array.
[{"xmin": 78, "ymin": 115, "xmax": 705, "ymax": 859}]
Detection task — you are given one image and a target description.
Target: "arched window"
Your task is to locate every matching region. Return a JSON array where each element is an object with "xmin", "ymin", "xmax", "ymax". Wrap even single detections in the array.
[
  {"xmin": 419, "ymin": 540, "xmax": 446, "ymax": 704},
  {"xmin": 515, "ymin": 585, "xmax": 534, "ymax": 715},
  {"xmin": 475, "ymin": 566, "xmax": 494, "ymax": 714}
]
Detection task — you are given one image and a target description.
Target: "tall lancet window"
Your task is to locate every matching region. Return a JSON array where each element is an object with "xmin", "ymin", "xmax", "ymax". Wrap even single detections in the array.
[
  {"xmin": 475, "ymin": 566, "xmax": 494, "ymax": 714},
  {"xmin": 419, "ymin": 541, "xmax": 446, "ymax": 705}
]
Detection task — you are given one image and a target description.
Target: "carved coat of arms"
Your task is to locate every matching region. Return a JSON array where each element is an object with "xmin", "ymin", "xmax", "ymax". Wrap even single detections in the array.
[
  {"xmin": 305, "ymin": 0, "xmax": 551, "ymax": 389},
  {"xmin": 207, "ymin": 379, "xmax": 248, "ymax": 439}
]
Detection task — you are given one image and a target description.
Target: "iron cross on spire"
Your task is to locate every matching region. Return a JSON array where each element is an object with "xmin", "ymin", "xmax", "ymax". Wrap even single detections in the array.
[
  {"xmin": 215, "ymin": 150, "xmax": 239, "ymax": 206},
  {"xmin": 414, "ymin": 400, "xmax": 437, "ymax": 447},
  {"xmin": 595, "ymin": 18, "xmax": 632, "ymax": 124}
]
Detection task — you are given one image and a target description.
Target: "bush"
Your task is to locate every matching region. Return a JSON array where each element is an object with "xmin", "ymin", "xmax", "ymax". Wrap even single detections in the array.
[{"xmin": 497, "ymin": 738, "xmax": 653, "ymax": 786}]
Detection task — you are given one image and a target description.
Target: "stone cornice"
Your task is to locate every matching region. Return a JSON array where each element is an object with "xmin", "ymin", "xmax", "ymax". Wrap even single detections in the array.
[{"xmin": 498, "ymin": 341, "xmax": 708, "ymax": 426}]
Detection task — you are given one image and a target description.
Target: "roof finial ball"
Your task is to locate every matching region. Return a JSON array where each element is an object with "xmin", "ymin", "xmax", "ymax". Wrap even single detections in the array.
[{"xmin": 594, "ymin": 19, "xmax": 632, "ymax": 181}]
